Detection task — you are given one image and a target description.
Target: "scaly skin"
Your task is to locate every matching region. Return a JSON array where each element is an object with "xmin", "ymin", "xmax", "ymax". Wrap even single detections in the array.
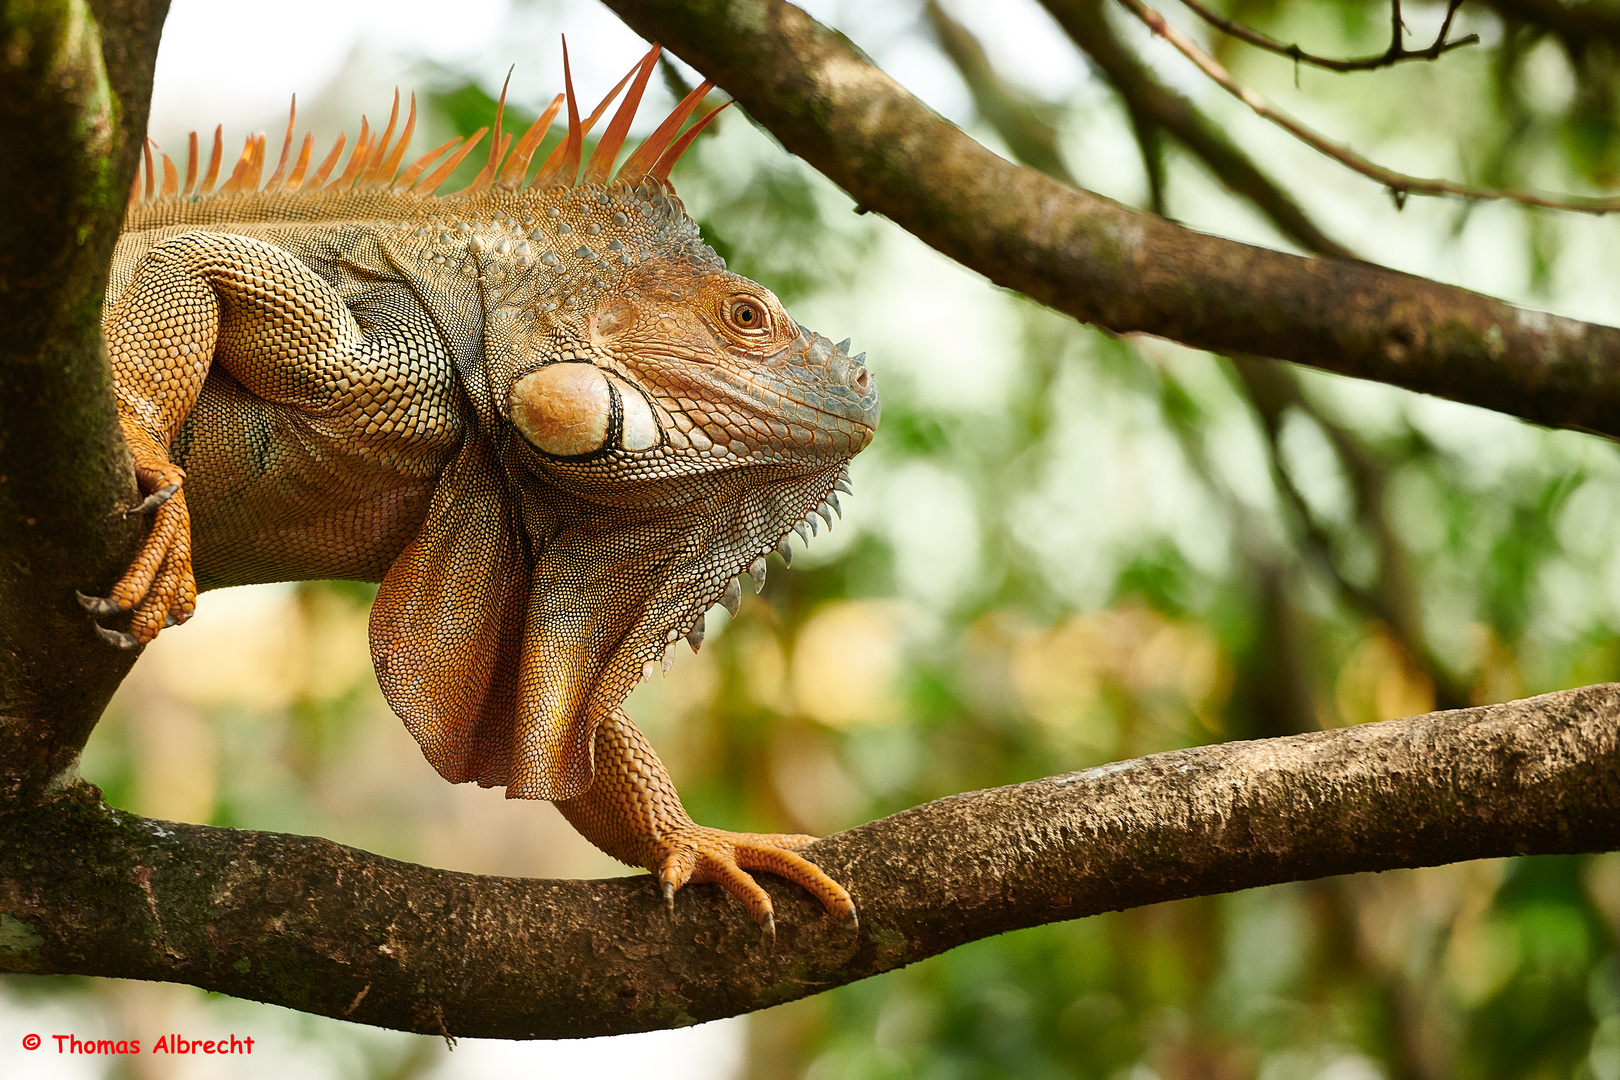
[
  {"xmin": 557, "ymin": 708, "xmax": 855, "ymax": 929},
  {"xmin": 85, "ymin": 50, "xmax": 878, "ymax": 926}
]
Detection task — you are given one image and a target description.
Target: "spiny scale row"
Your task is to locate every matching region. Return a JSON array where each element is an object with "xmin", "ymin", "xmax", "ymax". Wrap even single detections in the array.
[
  {"xmin": 643, "ymin": 463, "xmax": 856, "ymax": 682},
  {"xmin": 128, "ymin": 41, "xmax": 727, "ymax": 210}
]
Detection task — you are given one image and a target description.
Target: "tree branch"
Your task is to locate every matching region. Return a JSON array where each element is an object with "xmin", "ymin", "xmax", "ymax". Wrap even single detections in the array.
[
  {"xmin": 922, "ymin": 1, "xmax": 1079, "ymax": 189},
  {"xmin": 1120, "ymin": 0, "xmax": 1620, "ymax": 215},
  {"xmin": 600, "ymin": 0, "xmax": 1620, "ymax": 439},
  {"xmin": 1179, "ymin": 0, "xmax": 1479, "ymax": 74},
  {"xmin": 2, "ymin": 684, "xmax": 1616, "ymax": 1036},
  {"xmin": 0, "ymin": 0, "xmax": 168, "ymax": 806}
]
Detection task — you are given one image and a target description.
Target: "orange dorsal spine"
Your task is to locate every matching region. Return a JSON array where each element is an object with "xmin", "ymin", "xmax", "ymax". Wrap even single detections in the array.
[
  {"xmin": 265, "ymin": 96, "xmax": 297, "ymax": 192},
  {"xmin": 497, "ymin": 93, "xmax": 565, "ymax": 190},
  {"xmin": 533, "ymin": 44, "xmax": 643, "ymax": 188},
  {"xmin": 159, "ymin": 151, "xmax": 179, "ymax": 197},
  {"xmin": 467, "ymin": 71, "xmax": 515, "ymax": 192},
  {"xmin": 123, "ymin": 44, "xmax": 729, "ymax": 221},
  {"xmin": 183, "ymin": 131, "xmax": 199, "ymax": 195},
  {"xmin": 284, "ymin": 133, "xmax": 315, "ymax": 192},
  {"xmin": 372, "ymin": 93, "xmax": 418, "ymax": 187},
  {"xmin": 358, "ymin": 92, "xmax": 403, "ymax": 188},
  {"xmin": 308, "ymin": 132, "xmax": 348, "ymax": 188},
  {"xmin": 583, "ymin": 44, "xmax": 662, "ymax": 185},
  {"xmin": 330, "ymin": 117, "xmax": 373, "ymax": 190},
  {"xmin": 200, "ymin": 126, "xmax": 224, "ymax": 195},
  {"xmin": 617, "ymin": 77, "xmax": 714, "ymax": 184},
  {"xmin": 393, "ymin": 134, "xmax": 463, "ymax": 193},
  {"xmin": 415, "ymin": 128, "xmax": 489, "ymax": 194},
  {"xmin": 650, "ymin": 99, "xmax": 729, "ymax": 182},
  {"xmin": 535, "ymin": 39, "xmax": 586, "ymax": 189}
]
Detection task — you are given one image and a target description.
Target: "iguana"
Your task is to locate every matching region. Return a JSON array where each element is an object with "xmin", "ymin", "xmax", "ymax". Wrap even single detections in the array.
[{"xmin": 82, "ymin": 44, "xmax": 879, "ymax": 931}]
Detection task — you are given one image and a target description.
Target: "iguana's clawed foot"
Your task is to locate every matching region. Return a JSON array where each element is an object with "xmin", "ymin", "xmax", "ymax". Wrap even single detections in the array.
[
  {"xmin": 80, "ymin": 425, "xmax": 198, "ymax": 647},
  {"xmin": 654, "ymin": 825, "xmax": 856, "ymax": 930}
]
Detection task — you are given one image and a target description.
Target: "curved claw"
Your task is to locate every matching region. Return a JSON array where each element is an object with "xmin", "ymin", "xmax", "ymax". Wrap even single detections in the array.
[
  {"xmin": 93, "ymin": 623, "xmax": 141, "ymax": 650},
  {"xmin": 76, "ymin": 590, "xmax": 125, "ymax": 618},
  {"xmin": 662, "ymin": 880, "xmax": 675, "ymax": 913},
  {"xmin": 654, "ymin": 827, "xmax": 856, "ymax": 928},
  {"xmin": 130, "ymin": 480, "xmax": 180, "ymax": 515}
]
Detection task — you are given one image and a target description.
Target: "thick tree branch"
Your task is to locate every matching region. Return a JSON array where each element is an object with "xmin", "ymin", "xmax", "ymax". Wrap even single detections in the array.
[
  {"xmin": 602, "ymin": 0, "xmax": 1620, "ymax": 438},
  {"xmin": 0, "ymin": 0, "xmax": 168, "ymax": 805},
  {"xmin": 2, "ymin": 685, "xmax": 1616, "ymax": 1036}
]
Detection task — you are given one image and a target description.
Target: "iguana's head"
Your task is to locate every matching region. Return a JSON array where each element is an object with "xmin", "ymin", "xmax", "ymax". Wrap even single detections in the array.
[{"xmin": 374, "ymin": 47, "xmax": 879, "ymax": 799}]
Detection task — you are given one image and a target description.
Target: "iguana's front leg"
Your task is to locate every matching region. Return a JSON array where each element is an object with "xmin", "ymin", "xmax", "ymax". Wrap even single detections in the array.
[
  {"xmin": 556, "ymin": 709, "xmax": 856, "ymax": 930},
  {"xmin": 81, "ymin": 247, "xmax": 224, "ymax": 644},
  {"xmin": 86, "ymin": 230, "xmax": 428, "ymax": 645}
]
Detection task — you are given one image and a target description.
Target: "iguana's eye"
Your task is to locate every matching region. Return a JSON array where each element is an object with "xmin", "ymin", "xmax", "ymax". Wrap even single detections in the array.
[{"xmin": 724, "ymin": 296, "xmax": 770, "ymax": 338}]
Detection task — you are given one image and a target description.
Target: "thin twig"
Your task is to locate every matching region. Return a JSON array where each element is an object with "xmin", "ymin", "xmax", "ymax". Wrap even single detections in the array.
[
  {"xmin": 1178, "ymin": 0, "xmax": 1478, "ymax": 73},
  {"xmin": 1119, "ymin": 0, "xmax": 1620, "ymax": 214},
  {"xmin": 1230, "ymin": 358, "xmax": 1473, "ymax": 712}
]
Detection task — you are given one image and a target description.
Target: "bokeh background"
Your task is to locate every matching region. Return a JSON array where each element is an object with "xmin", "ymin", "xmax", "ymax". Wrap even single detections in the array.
[{"xmin": 8, "ymin": 0, "xmax": 1620, "ymax": 1076}]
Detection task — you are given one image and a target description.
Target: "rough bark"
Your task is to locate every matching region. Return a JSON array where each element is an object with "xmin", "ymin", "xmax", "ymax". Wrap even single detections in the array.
[
  {"xmin": 602, "ymin": 0, "xmax": 1620, "ymax": 439},
  {"xmin": 2, "ymin": 685, "xmax": 1617, "ymax": 1037},
  {"xmin": 0, "ymin": 0, "xmax": 168, "ymax": 804}
]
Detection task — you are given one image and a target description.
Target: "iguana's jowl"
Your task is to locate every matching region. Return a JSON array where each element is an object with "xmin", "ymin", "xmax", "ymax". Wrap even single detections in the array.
[{"xmin": 85, "ymin": 43, "xmax": 878, "ymax": 931}]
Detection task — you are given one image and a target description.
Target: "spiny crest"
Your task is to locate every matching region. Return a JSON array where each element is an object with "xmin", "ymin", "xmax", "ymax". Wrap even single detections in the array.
[{"xmin": 127, "ymin": 41, "xmax": 729, "ymax": 212}]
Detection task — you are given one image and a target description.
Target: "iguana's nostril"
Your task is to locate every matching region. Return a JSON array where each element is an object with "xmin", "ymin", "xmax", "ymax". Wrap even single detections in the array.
[{"xmin": 852, "ymin": 367, "xmax": 869, "ymax": 392}]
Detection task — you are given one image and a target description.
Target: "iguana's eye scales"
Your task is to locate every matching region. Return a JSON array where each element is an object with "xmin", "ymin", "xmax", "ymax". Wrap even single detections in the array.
[{"xmin": 723, "ymin": 295, "xmax": 772, "ymax": 339}]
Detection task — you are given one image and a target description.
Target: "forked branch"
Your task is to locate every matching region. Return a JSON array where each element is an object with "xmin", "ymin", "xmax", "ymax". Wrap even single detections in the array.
[
  {"xmin": 1178, "ymin": 0, "xmax": 1478, "ymax": 74},
  {"xmin": 1119, "ymin": 0, "xmax": 1620, "ymax": 214},
  {"xmin": 1037, "ymin": 0, "xmax": 1353, "ymax": 257}
]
